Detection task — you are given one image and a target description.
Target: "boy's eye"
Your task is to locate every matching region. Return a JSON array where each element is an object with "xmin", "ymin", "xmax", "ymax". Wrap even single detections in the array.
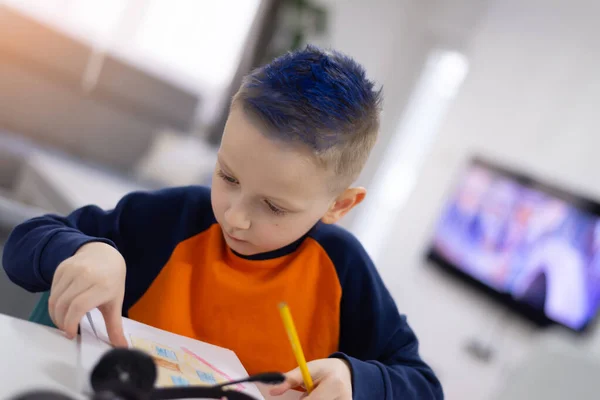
[
  {"xmin": 265, "ymin": 200, "xmax": 286, "ymax": 216},
  {"xmin": 217, "ymin": 170, "xmax": 238, "ymax": 185}
]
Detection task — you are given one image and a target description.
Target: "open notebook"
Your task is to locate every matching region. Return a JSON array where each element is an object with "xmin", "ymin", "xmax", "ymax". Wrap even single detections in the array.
[{"xmin": 79, "ymin": 308, "xmax": 266, "ymax": 399}]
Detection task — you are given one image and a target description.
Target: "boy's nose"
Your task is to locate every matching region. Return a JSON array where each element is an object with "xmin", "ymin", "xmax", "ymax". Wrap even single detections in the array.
[{"xmin": 224, "ymin": 206, "xmax": 251, "ymax": 231}]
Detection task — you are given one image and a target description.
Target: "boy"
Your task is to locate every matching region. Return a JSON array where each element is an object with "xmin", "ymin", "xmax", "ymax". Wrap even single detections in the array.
[{"xmin": 3, "ymin": 45, "xmax": 443, "ymax": 399}]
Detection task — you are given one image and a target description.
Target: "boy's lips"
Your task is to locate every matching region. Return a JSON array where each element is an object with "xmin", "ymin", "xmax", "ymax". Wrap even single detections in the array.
[{"xmin": 225, "ymin": 231, "xmax": 246, "ymax": 243}]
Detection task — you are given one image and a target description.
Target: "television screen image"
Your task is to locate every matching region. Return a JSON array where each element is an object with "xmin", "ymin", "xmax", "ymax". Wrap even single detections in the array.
[{"xmin": 428, "ymin": 158, "xmax": 600, "ymax": 331}]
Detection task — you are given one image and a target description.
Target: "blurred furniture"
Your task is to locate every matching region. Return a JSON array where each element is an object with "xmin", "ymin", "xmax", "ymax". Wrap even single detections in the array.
[
  {"xmin": 0, "ymin": 5, "xmax": 206, "ymax": 320},
  {"xmin": 0, "ymin": 133, "xmax": 213, "ymax": 320},
  {"xmin": 14, "ymin": 151, "xmax": 146, "ymax": 214},
  {"xmin": 135, "ymin": 130, "xmax": 216, "ymax": 188},
  {"xmin": 0, "ymin": 133, "xmax": 47, "ymax": 319},
  {"xmin": 0, "ymin": 5, "xmax": 200, "ymax": 175},
  {"xmin": 0, "ymin": 132, "xmax": 47, "ymax": 227},
  {"xmin": 0, "ymin": 233, "xmax": 43, "ymax": 320}
]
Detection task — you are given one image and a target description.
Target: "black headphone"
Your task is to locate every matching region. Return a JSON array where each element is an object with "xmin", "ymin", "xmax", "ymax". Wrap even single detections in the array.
[{"xmin": 12, "ymin": 348, "xmax": 285, "ymax": 400}]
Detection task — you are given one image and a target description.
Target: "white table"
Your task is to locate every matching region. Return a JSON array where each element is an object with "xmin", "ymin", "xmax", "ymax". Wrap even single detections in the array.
[
  {"xmin": 0, "ymin": 313, "xmax": 85, "ymax": 399},
  {"xmin": 0, "ymin": 313, "xmax": 299, "ymax": 400}
]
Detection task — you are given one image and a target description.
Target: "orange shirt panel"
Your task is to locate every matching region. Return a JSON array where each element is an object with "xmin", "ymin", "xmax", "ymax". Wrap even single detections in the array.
[{"xmin": 128, "ymin": 224, "xmax": 342, "ymax": 375}]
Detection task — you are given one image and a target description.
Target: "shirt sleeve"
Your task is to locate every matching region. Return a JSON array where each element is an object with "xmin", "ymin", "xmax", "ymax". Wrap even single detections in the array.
[
  {"xmin": 315, "ymin": 224, "xmax": 443, "ymax": 400},
  {"xmin": 2, "ymin": 186, "xmax": 214, "ymax": 295}
]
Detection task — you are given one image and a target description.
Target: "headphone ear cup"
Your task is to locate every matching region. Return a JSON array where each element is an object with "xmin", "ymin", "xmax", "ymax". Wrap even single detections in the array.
[
  {"xmin": 10, "ymin": 391, "xmax": 75, "ymax": 400},
  {"xmin": 91, "ymin": 348, "xmax": 157, "ymax": 396}
]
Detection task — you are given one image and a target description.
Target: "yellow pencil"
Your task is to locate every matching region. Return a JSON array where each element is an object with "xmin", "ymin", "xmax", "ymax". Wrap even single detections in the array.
[{"xmin": 278, "ymin": 302, "xmax": 314, "ymax": 393}]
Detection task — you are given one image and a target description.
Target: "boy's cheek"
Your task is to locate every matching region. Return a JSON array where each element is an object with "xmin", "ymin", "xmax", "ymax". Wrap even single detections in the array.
[{"xmin": 211, "ymin": 187, "xmax": 228, "ymax": 218}]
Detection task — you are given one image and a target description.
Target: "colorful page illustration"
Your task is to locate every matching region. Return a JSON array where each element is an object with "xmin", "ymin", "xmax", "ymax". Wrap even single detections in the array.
[
  {"xmin": 129, "ymin": 335, "xmax": 244, "ymax": 389},
  {"xmin": 79, "ymin": 308, "xmax": 265, "ymax": 399}
]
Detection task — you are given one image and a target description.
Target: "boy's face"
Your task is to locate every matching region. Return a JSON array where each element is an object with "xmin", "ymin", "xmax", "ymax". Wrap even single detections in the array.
[{"xmin": 211, "ymin": 107, "xmax": 343, "ymax": 255}]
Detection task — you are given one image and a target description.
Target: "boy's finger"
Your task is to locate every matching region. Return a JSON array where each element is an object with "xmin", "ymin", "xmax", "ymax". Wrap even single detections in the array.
[
  {"xmin": 50, "ymin": 260, "xmax": 70, "ymax": 292},
  {"xmin": 48, "ymin": 298, "xmax": 57, "ymax": 329},
  {"xmin": 269, "ymin": 367, "xmax": 304, "ymax": 395},
  {"xmin": 53, "ymin": 279, "xmax": 93, "ymax": 332},
  {"xmin": 49, "ymin": 262, "xmax": 76, "ymax": 304},
  {"xmin": 52, "ymin": 282, "xmax": 80, "ymax": 331},
  {"xmin": 101, "ymin": 302, "xmax": 128, "ymax": 347},
  {"xmin": 48, "ymin": 272, "xmax": 75, "ymax": 327},
  {"xmin": 63, "ymin": 289, "xmax": 99, "ymax": 339},
  {"xmin": 269, "ymin": 381, "xmax": 294, "ymax": 396},
  {"xmin": 303, "ymin": 383, "xmax": 330, "ymax": 400}
]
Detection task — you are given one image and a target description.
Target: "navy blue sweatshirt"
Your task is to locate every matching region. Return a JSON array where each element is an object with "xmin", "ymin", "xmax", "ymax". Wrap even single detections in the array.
[{"xmin": 3, "ymin": 185, "xmax": 443, "ymax": 399}]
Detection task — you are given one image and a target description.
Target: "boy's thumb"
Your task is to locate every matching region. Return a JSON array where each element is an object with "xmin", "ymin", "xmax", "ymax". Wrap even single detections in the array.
[
  {"xmin": 100, "ymin": 303, "xmax": 128, "ymax": 347},
  {"xmin": 269, "ymin": 367, "xmax": 304, "ymax": 396}
]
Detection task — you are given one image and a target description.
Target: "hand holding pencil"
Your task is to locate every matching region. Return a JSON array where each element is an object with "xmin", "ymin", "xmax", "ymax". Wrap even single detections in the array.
[{"xmin": 271, "ymin": 303, "xmax": 353, "ymax": 399}]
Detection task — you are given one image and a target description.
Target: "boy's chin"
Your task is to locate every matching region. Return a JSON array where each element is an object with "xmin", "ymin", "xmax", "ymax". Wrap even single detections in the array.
[
  {"xmin": 224, "ymin": 236, "xmax": 282, "ymax": 257},
  {"xmin": 224, "ymin": 236, "xmax": 259, "ymax": 255}
]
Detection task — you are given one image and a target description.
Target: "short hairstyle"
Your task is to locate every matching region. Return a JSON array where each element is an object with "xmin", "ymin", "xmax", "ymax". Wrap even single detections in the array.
[{"xmin": 232, "ymin": 45, "xmax": 382, "ymax": 191}]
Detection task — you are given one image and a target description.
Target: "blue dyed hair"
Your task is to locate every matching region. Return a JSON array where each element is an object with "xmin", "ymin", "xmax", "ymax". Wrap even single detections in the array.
[{"xmin": 233, "ymin": 45, "xmax": 382, "ymax": 188}]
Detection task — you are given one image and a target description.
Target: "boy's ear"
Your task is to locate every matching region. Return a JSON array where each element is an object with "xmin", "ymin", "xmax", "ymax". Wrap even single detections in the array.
[{"xmin": 322, "ymin": 187, "xmax": 367, "ymax": 224}]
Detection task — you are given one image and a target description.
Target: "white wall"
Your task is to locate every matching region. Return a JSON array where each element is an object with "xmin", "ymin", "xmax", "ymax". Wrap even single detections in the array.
[
  {"xmin": 318, "ymin": 0, "xmax": 489, "ymax": 230},
  {"xmin": 360, "ymin": 0, "xmax": 600, "ymax": 399},
  {"xmin": 318, "ymin": 0, "xmax": 430, "ymax": 194}
]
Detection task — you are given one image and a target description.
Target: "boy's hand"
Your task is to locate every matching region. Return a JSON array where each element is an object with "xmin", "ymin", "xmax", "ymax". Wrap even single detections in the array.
[
  {"xmin": 48, "ymin": 241, "xmax": 128, "ymax": 347},
  {"xmin": 270, "ymin": 358, "xmax": 352, "ymax": 399}
]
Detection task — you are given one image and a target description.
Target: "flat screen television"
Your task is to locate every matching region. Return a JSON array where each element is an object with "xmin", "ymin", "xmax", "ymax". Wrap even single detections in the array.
[{"xmin": 427, "ymin": 157, "xmax": 600, "ymax": 332}]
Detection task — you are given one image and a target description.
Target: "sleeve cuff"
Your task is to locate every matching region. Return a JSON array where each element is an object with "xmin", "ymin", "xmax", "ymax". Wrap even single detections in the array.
[
  {"xmin": 38, "ymin": 229, "xmax": 116, "ymax": 285},
  {"xmin": 330, "ymin": 352, "xmax": 386, "ymax": 399}
]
